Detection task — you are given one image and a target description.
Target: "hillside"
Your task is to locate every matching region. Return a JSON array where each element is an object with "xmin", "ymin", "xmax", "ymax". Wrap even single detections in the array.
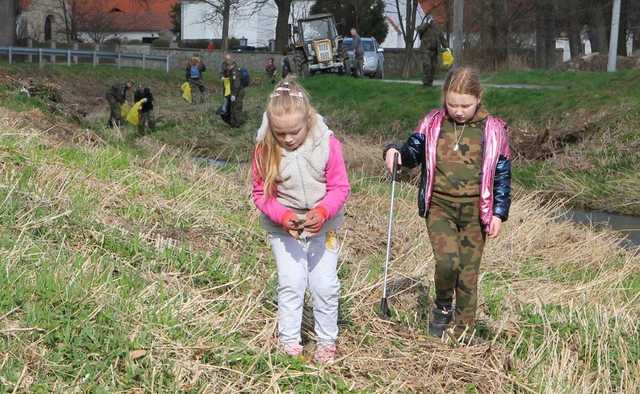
[{"xmin": 2, "ymin": 64, "xmax": 639, "ymax": 214}]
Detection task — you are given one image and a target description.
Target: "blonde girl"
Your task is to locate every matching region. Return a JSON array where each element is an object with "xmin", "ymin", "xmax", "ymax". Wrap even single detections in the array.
[{"xmin": 252, "ymin": 78, "xmax": 350, "ymax": 363}]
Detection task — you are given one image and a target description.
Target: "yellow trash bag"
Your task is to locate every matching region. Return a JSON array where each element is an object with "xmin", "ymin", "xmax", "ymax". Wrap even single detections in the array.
[
  {"xmin": 181, "ymin": 81, "xmax": 192, "ymax": 103},
  {"xmin": 223, "ymin": 77, "xmax": 231, "ymax": 97},
  {"xmin": 126, "ymin": 99, "xmax": 144, "ymax": 126},
  {"xmin": 120, "ymin": 102, "xmax": 131, "ymax": 118},
  {"xmin": 441, "ymin": 48, "xmax": 454, "ymax": 68}
]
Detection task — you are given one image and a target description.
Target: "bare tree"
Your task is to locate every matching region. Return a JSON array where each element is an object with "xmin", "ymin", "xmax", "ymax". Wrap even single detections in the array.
[
  {"xmin": 391, "ymin": 0, "xmax": 445, "ymax": 77},
  {"xmin": 73, "ymin": 0, "xmax": 117, "ymax": 44},
  {"xmin": 56, "ymin": 0, "xmax": 80, "ymax": 43},
  {"xmin": 193, "ymin": 0, "xmax": 244, "ymax": 51},
  {"xmin": 273, "ymin": 0, "xmax": 292, "ymax": 52}
]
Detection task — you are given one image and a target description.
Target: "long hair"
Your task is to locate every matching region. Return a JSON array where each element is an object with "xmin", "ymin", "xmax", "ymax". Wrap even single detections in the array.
[
  {"xmin": 255, "ymin": 77, "xmax": 317, "ymax": 197},
  {"xmin": 442, "ymin": 67, "xmax": 488, "ymax": 119}
]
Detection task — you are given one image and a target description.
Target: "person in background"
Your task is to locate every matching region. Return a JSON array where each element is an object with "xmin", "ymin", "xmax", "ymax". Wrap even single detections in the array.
[
  {"xmin": 222, "ymin": 59, "xmax": 246, "ymax": 128},
  {"xmin": 281, "ymin": 48, "xmax": 292, "ymax": 79},
  {"xmin": 185, "ymin": 56, "xmax": 207, "ymax": 103},
  {"xmin": 105, "ymin": 80, "xmax": 133, "ymax": 128},
  {"xmin": 350, "ymin": 28, "xmax": 364, "ymax": 78},
  {"xmin": 133, "ymin": 85, "xmax": 155, "ymax": 135},
  {"xmin": 265, "ymin": 57, "xmax": 277, "ymax": 84},
  {"xmin": 416, "ymin": 15, "xmax": 449, "ymax": 87}
]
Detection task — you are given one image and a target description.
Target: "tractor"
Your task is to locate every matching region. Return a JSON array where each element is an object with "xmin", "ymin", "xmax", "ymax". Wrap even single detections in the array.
[{"xmin": 290, "ymin": 14, "xmax": 345, "ymax": 76}]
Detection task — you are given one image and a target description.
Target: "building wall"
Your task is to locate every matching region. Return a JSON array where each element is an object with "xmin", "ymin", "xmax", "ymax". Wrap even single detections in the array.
[
  {"xmin": 0, "ymin": 0, "xmax": 18, "ymax": 45},
  {"xmin": 17, "ymin": 0, "xmax": 67, "ymax": 42}
]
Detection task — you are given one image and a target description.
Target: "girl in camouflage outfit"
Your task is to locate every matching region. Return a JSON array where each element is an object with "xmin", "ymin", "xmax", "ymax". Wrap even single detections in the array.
[{"xmin": 384, "ymin": 67, "xmax": 511, "ymax": 340}]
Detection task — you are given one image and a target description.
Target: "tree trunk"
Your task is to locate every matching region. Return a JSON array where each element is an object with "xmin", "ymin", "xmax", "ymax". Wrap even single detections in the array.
[
  {"xmin": 452, "ymin": 0, "xmax": 464, "ymax": 64},
  {"xmin": 479, "ymin": 0, "xmax": 492, "ymax": 69},
  {"xmin": 401, "ymin": 0, "xmax": 418, "ymax": 77},
  {"xmin": 222, "ymin": 0, "xmax": 231, "ymax": 52},
  {"xmin": 535, "ymin": 0, "xmax": 545, "ymax": 67},
  {"xmin": 492, "ymin": 0, "xmax": 507, "ymax": 69},
  {"xmin": 591, "ymin": 2, "xmax": 608, "ymax": 52},
  {"xmin": 543, "ymin": 1, "xmax": 555, "ymax": 68},
  {"xmin": 567, "ymin": 2, "xmax": 581, "ymax": 58},
  {"xmin": 274, "ymin": 0, "xmax": 291, "ymax": 53}
]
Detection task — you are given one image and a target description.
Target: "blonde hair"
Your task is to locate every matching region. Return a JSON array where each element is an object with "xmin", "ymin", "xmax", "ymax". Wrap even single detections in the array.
[
  {"xmin": 442, "ymin": 67, "xmax": 489, "ymax": 120},
  {"xmin": 255, "ymin": 77, "xmax": 317, "ymax": 197},
  {"xmin": 443, "ymin": 67, "xmax": 483, "ymax": 98}
]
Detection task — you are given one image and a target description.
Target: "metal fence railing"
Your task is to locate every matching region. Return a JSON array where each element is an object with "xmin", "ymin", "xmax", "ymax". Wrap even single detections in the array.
[{"xmin": 0, "ymin": 46, "xmax": 171, "ymax": 73}]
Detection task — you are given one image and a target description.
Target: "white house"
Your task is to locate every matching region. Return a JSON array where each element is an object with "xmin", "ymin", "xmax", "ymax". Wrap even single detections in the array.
[{"xmin": 181, "ymin": 0, "xmax": 314, "ymax": 48}]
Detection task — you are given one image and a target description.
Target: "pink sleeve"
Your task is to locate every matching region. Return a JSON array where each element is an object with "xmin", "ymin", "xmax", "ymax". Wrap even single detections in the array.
[
  {"xmin": 316, "ymin": 135, "xmax": 350, "ymax": 218},
  {"xmin": 251, "ymin": 152, "xmax": 289, "ymax": 224}
]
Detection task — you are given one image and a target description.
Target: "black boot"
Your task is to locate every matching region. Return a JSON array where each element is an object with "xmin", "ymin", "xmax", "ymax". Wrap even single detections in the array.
[{"xmin": 428, "ymin": 305, "xmax": 453, "ymax": 338}]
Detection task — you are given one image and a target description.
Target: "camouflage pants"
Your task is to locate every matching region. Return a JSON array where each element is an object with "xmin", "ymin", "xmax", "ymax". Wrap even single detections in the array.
[
  {"xmin": 422, "ymin": 50, "xmax": 438, "ymax": 86},
  {"xmin": 106, "ymin": 95, "xmax": 123, "ymax": 127},
  {"xmin": 228, "ymin": 90, "xmax": 245, "ymax": 128},
  {"xmin": 189, "ymin": 79, "xmax": 207, "ymax": 103},
  {"xmin": 138, "ymin": 111, "xmax": 155, "ymax": 135},
  {"xmin": 427, "ymin": 194, "xmax": 485, "ymax": 331}
]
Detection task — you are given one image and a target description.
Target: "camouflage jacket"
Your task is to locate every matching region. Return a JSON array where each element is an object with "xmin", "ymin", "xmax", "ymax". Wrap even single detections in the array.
[
  {"xmin": 384, "ymin": 109, "xmax": 512, "ymax": 229},
  {"xmin": 416, "ymin": 23, "xmax": 448, "ymax": 53}
]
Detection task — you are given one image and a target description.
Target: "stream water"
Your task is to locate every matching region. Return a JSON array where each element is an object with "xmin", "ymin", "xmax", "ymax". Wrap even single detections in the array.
[{"xmin": 564, "ymin": 209, "xmax": 640, "ymax": 248}]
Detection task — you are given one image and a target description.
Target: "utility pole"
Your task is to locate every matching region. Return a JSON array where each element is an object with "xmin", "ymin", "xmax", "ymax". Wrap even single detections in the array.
[
  {"xmin": 453, "ymin": 0, "xmax": 464, "ymax": 64},
  {"xmin": 607, "ymin": 0, "xmax": 621, "ymax": 72}
]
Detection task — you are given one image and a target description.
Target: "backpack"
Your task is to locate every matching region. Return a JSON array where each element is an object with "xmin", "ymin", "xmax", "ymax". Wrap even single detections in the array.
[{"xmin": 239, "ymin": 67, "xmax": 250, "ymax": 87}]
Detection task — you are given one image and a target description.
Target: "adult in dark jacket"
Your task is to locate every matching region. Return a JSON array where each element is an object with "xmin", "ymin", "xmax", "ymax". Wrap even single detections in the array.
[
  {"xmin": 416, "ymin": 15, "xmax": 448, "ymax": 87},
  {"xmin": 281, "ymin": 48, "xmax": 292, "ymax": 79},
  {"xmin": 222, "ymin": 61, "xmax": 246, "ymax": 128},
  {"xmin": 350, "ymin": 28, "xmax": 364, "ymax": 78},
  {"xmin": 105, "ymin": 80, "xmax": 133, "ymax": 128},
  {"xmin": 133, "ymin": 86, "xmax": 155, "ymax": 135},
  {"xmin": 185, "ymin": 56, "xmax": 207, "ymax": 103}
]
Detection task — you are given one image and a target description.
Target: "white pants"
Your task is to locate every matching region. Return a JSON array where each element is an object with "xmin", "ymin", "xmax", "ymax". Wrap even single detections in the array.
[{"xmin": 268, "ymin": 232, "xmax": 340, "ymax": 346}]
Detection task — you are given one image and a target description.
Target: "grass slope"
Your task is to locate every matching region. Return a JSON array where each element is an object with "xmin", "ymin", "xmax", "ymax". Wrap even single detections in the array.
[
  {"xmin": 2, "ymin": 62, "xmax": 640, "ymax": 213},
  {"xmin": 0, "ymin": 64, "xmax": 639, "ymax": 391}
]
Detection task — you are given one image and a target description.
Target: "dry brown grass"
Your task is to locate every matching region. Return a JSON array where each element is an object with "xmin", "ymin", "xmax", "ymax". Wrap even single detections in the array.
[{"xmin": 0, "ymin": 106, "xmax": 639, "ymax": 392}]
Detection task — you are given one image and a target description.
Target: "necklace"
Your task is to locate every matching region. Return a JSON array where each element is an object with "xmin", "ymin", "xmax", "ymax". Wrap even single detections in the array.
[{"xmin": 453, "ymin": 122, "xmax": 466, "ymax": 151}]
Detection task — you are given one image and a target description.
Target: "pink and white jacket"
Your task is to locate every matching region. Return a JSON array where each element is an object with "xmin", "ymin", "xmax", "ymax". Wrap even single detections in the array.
[
  {"xmin": 386, "ymin": 109, "xmax": 512, "ymax": 230},
  {"xmin": 252, "ymin": 114, "xmax": 350, "ymax": 235}
]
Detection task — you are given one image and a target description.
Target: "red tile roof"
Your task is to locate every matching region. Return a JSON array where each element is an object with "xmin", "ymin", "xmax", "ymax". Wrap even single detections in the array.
[
  {"xmin": 21, "ymin": 0, "xmax": 175, "ymax": 32},
  {"xmin": 78, "ymin": 0, "xmax": 176, "ymax": 32}
]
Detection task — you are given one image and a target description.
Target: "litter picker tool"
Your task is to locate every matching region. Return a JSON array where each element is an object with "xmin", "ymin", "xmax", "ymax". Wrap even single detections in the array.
[{"xmin": 379, "ymin": 151, "xmax": 399, "ymax": 319}]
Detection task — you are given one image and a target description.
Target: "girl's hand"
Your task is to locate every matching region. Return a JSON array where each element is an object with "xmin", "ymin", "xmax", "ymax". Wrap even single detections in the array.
[
  {"xmin": 385, "ymin": 148, "xmax": 402, "ymax": 174},
  {"xmin": 304, "ymin": 207, "xmax": 328, "ymax": 234},
  {"xmin": 487, "ymin": 216, "xmax": 502, "ymax": 239}
]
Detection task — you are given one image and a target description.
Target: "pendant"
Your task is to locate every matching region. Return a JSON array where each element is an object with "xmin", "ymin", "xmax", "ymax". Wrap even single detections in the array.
[{"xmin": 453, "ymin": 143, "xmax": 459, "ymax": 151}]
